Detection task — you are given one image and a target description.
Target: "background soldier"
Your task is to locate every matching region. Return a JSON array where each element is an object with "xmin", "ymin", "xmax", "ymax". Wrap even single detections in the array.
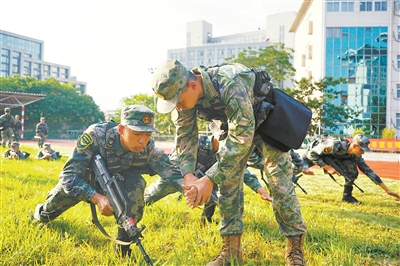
[
  {"xmin": 303, "ymin": 134, "xmax": 400, "ymax": 203},
  {"xmin": 33, "ymin": 105, "xmax": 183, "ymax": 258},
  {"xmin": 3, "ymin": 141, "xmax": 27, "ymax": 160},
  {"xmin": 36, "ymin": 143, "xmax": 58, "ymax": 161},
  {"xmin": 35, "ymin": 117, "xmax": 48, "ymax": 148},
  {"xmin": 13, "ymin": 115, "xmax": 22, "ymax": 142},
  {"xmin": 0, "ymin": 107, "xmax": 15, "ymax": 148}
]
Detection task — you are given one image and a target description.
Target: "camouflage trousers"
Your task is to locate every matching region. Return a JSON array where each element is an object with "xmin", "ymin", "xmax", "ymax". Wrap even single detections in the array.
[
  {"xmin": 36, "ymin": 133, "xmax": 46, "ymax": 147},
  {"xmin": 13, "ymin": 130, "xmax": 20, "ymax": 142},
  {"xmin": 144, "ymin": 177, "xmax": 184, "ymax": 206},
  {"xmin": 36, "ymin": 171, "xmax": 147, "ymax": 224},
  {"xmin": 1, "ymin": 128, "xmax": 13, "ymax": 147},
  {"xmin": 254, "ymin": 135, "xmax": 307, "ymax": 236}
]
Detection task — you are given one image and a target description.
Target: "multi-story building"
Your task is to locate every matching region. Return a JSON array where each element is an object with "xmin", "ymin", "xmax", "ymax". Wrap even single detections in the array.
[
  {"xmin": 0, "ymin": 30, "xmax": 86, "ymax": 94},
  {"xmin": 290, "ymin": 0, "xmax": 400, "ymax": 138},
  {"xmin": 167, "ymin": 12, "xmax": 297, "ymax": 88}
]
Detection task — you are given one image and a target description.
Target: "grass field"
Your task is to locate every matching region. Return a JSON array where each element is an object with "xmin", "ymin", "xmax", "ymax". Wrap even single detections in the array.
[{"xmin": 1, "ymin": 143, "xmax": 399, "ymax": 266}]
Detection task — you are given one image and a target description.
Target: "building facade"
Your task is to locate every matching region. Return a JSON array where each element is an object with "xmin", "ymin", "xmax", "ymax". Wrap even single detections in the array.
[
  {"xmin": 0, "ymin": 30, "xmax": 86, "ymax": 94},
  {"xmin": 167, "ymin": 13, "xmax": 297, "ymax": 88},
  {"xmin": 290, "ymin": 0, "xmax": 400, "ymax": 138}
]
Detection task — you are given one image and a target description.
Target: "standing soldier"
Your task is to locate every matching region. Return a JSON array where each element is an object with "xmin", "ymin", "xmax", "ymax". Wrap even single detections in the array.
[
  {"xmin": 13, "ymin": 115, "xmax": 22, "ymax": 142},
  {"xmin": 151, "ymin": 59, "xmax": 307, "ymax": 266},
  {"xmin": 35, "ymin": 117, "xmax": 48, "ymax": 148},
  {"xmin": 0, "ymin": 107, "xmax": 15, "ymax": 148},
  {"xmin": 303, "ymin": 134, "xmax": 400, "ymax": 203}
]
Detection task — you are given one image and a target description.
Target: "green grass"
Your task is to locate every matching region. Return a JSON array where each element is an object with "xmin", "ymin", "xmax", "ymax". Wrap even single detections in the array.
[{"xmin": 1, "ymin": 143, "xmax": 399, "ymax": 266}]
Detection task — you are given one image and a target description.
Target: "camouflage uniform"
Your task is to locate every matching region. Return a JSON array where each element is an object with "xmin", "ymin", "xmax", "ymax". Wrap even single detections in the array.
[
  {"xmin": 290, "ymin": 149, "xmax": 306, "ymax": 176},
  {"xmin": 36, "ymin": 143, "xmax": 58, "ymax": 160},
  {"xmin": 303, "ymin": 136, "xmax": 383, "ymax": 198},
  {"xmin": 13, "ymin": 117, "xmax": 22, "ymax": 142},
  {"xmin": 153, "ymin": 61, "xmax": 307, "ymax": 238},
  {"xmin": 36, "ymin": 118, "xmax": 48, "ymax": 148},
  {"xmin": 144, "ymin": 135, "xmax": 265, "ymax": 208},
  {"xmin": 0, "ymin": 108, "xmax": 15, "ymax": 147},
  {"xmin": 4, "ymin": 142, "xmax": 26, "ymax": 160},
  {"xmin": 34, "ymin": 106, "xmax": 183, "ymax": 228}
]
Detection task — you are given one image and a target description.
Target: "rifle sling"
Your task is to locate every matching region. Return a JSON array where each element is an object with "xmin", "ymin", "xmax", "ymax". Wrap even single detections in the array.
[{"xmin": 89, "ymin": 173, "xmax": 131, "ymax": 246}]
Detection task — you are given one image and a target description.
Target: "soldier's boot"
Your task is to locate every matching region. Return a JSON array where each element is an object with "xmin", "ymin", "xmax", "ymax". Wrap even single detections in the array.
[
  {"xmin": 206, "ymin": 234, "xmax": 243, "ymax": 266},
  {"xmin": 285, "ymin": 234, "xmax": 306, "ymax": 266},
  {"xmin": 201, "ymin": 202, "xmax": 216, "ymax": 224},
  {"xmin": 115, "ymin": 227, "xmax": 132, "ymax": 258},
  {"xmin": 342, "ymin": 185, "xmax": 361, "ymax": 204}
]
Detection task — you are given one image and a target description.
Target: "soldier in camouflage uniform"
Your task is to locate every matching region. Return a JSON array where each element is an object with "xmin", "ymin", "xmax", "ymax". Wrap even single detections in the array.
[
  {"xmin": 13, "ymin": 115, "xmax": 22, "ymax": 142},
  {"xmin": 36, "ymin": 143, "xmax": 59, "ymax": 160},
  {"xmin": 33, "ymin": 105, "xmax": 183, "ymax": 258},
  {"xmin": 303, "ymin": 134, "xmax": 400, "ymax": 204},
  {"xmin": 144, "ymin": 135, "xmax": 272, "ymax": 223},
  {"xmin": 151, "ymin": 59, "xmax": 307, "ymax": 266},
  {"xmin": 35, "ymin": 117, "xmax": 48, "ymax": 148},
  {"xmin": 0, "ymin": 107, "xmax": 15, "ymax": 148},
  {"xmin": 3, "ymin": 141, "xmax": 27, "ymax": 160},
  {"xmin": 290, "ymin": 149, "xmax": 314, "ymax": 176}
]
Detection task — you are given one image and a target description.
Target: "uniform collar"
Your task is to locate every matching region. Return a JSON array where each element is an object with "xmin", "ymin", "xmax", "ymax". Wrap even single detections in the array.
[{"xmin": 192, "ymin": 67, "xmax": 221, "ymax": 109}]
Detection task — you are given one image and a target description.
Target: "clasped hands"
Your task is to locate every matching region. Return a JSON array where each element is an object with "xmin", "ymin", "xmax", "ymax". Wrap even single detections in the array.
[{"xmin": 182, "ymin": 173, "xmax": 214, "ymax": 209}]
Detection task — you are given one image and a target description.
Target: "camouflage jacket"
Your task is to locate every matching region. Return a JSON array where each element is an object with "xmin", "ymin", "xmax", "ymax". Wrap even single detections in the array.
[
  {"xmin": 60, "ymin": 122, "xmax": 182, "ymax": 202},
  {"xmin": 36, "ymin": 123, "xmax": 48, "ymax": 135},
  {"xmin": 0, "ymin": 114, "xmax": 14, "ymax": 130},
  {"xmin": 36, "ymin": 149, "xmax": 58, "ymax": 160},
  {"xmin": 14, "ymin": 120, "xmax": 22, "ymax": 131},
  {"xmin": 306, "ymin": 137, "xmax": 382, "ymax": 184},
  {"xmin": 173, "ymin": 64, "xmax": 255, "ymax": 184},
  {"xmin": 4, "ymin": 149, "xmax": 25, "ymax": 160}
]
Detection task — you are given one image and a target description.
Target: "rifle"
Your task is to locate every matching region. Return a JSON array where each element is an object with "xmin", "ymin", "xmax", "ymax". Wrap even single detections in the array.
[
  {"xmin": 322, "ymin": 156, "xmax": 364, "ymax": 193},
  {"xmin": 292, "ymin": 174, "xmax": 307, "ymax": 194},
  {"xmin": 91, "ymin": 154, "xmax": 153, "ymax": 265}
]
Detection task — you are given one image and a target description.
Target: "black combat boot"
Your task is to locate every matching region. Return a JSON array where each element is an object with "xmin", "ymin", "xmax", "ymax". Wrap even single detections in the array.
[
  {"xmin": 202, "ymin": 202, "xmax": 217, "ymax": 224},
  {"xmin": 115, "ymin": 227, "xmax": 132, "ymax": 258},
  {"xmin": 342, "ymin": 185, "xmax": 361, "ymax": 204}
]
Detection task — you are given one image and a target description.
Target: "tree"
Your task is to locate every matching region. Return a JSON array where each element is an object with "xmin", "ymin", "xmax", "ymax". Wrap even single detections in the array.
[
  {"xmin": 382, "ymin": 127, "xmax": 395, "ymax": 139},
  {"xmin": 285, "ymin": 76, "xmax": 361, "ymax": 136},
  {"xmin": 0, "ymin": 75, "xmax": 104, "ymax": 137},
  {"xmin": 224, "ymin": 43, "xmax": 296, "ymax": 86}
]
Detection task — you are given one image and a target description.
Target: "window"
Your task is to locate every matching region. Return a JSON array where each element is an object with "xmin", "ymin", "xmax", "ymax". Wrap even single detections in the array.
[
  {"xmin": 360, "ymin": 1, "xmax": 372, "ymax": 11},
  {"xmin": 308, "ymin": 21, "xmax": 313, "ymax": 35},
  {"xmin": 23, "ymin": 61, "xmax": 31, "ymax": 76},
  {"xmin": 374, "ymin": 1, "xmax": 387, "ymax": 11},
  {"xmin": 308, "ymin": 45, "xmax": 313, "ymax": 59},
  {"xmin": 301, "ymin": 54, "xmax": 306, "ymax": 67},
  {"xmin": 327, "ymin": 0, "xmax": 340, "ymax": 11},
  {"xmin": 341, "ymin": 1, "xmax": 354, "ymax": 11},
  {"xmin": 187, "ymin": 51, "xmax": 195, "ymax": 57},
  {"xmin": 227, "ymin": 48, "xmax": 235, "ymax": 55},
  {"xmin": 51, "ymin": 66, "xmax": 59, "ymax": 77},
  {"xmin": 217, "ymin": 49, "xmax": 224, "ymax": 56},
  {"xmin": 44, "ymin": 65, "xmax": 50, "ymax": 76},
  {"xmin": 397, "ymin": 84, "xmax": 400, "ymax": 98},
  {"xmin": 198, "ymin": 50, "xmax": 204, "ymax": 57},
  {"xmin": 279, "ymin": 25, "xmax": 285, "ymax": 43},
  {"xmin": 397, "ymin": 113, "xmax": 400, "ymax": 128},
  {"xmin": 398, "ymin": 55, "xmax": 400, "ymax": 68},
  {"xmin": 207, "ymin": 50, "xmax": 215, "ymax": 56},
  {"xmin": 398, "ymin": 26, "xmax": 400, "ymax": 40}
]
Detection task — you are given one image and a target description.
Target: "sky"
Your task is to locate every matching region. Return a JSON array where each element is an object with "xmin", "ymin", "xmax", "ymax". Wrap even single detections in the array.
[{"xmin": 0, "ymin": 0, "xmax": 303, "ymax": 111}]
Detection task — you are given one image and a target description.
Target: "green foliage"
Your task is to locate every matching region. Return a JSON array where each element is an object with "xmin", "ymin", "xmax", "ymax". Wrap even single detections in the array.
[
  {"xmin": 382, "ymin": 127, "xmax": 395, "ymax": 139},
  {"xmin": 1, "ymin": 143, "xmax": 399, "ymax": 266},
  {"xmin": 0, "ymin": 75, "xmax": 105, "ymax": 138},
  {"xmin": 224, "ymin": 43, "xmax": 296, "ymax": 87},
  {"xmin": 286, "ymin": 76, "xmax": 361, "ymax": 135}
]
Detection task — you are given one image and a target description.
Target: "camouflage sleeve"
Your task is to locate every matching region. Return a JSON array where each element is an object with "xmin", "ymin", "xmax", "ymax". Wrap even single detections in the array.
[
  {"xmin": 59, "ymin": 126, "xmax": 99, "ymax": 202},
  {"xmin": 174, "ymin": 108, "xmax": 199, "ymax": 176},
  {"xmin": 206, "ymin": 83, "xmax": 255, "ymax": 184},
  {"xmin": 356, "ymin": 157, "xmax": 382, "ymax": 185},
  {"xmin": 243, "ymin": 168, "xmax": 262, "ymax": 192},
  {"xmin": 247, "ymin": 149, "xmax": 264, "ymax": 170},
  {"xmin": 17, "ymin": 151, "xmax": 26, "ymax": 160},
  {"xmin": 147, "ymin": 145, "xmax": 183, "ymax": 182},
  {"xmin": 50, "ymin": 150, "xmax": 58, "ymax": 160}
]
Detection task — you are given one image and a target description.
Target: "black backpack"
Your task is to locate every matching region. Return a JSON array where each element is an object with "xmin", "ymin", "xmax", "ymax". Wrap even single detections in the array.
[{"xmin": 203, "ymin": 64, "xmax": 311, "ymax": 152}]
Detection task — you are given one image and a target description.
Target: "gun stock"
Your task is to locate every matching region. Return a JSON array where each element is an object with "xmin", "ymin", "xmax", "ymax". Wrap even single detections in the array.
[
  {"xmin": 92, "ymin": 154, "xmax": 153, "ymax": 265},
  {"xmin": 322, "ymin": 156, "xmax": 364, "ymax": 193}
]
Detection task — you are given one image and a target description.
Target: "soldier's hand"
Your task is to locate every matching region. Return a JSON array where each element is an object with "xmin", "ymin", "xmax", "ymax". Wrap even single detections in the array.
[
  {"xmin": 302, "ymin": 168, "xmax": 314, "ymax": 175},
  {"xmin": 257, "ymin": 187, "xmax": 272, "ymax": 202},
  {"xmin": 183, "ymin": 175, "xmax": 214, "ymax": 209},
  {"xmin": 90, "ymin": 193, "xmax": 114, "ymax": 216},
  {"xmin": 322, "ymin": 165, "xmax": 337, "ymax": 175}
]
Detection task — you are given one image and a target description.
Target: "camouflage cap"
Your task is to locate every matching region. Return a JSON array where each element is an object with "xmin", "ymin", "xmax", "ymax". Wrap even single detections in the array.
[
  {"xmin": 120, "ymin": 105, "xmax": 159, "ymax": 132},
  {"xmin": 151, "ymin": 59, "xmax": 189, "ymax": 114},
  {"xmin": 11, "ymin": 141, "xmax": 19, "ymax": 147},
  {"xmin": 40, "ymin": 117, "xmax": 45, "ymax": 120},
  {"xmin": 4, "ymin": 107, "xmax": 10, "ymax": 112},
  {"xmin": 352, "ymin": 134, "xmax": 371, "ymax": 152},
  {"xmin": 44, "ymin": 143, "xmax": 51, "ymax": 148}
]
